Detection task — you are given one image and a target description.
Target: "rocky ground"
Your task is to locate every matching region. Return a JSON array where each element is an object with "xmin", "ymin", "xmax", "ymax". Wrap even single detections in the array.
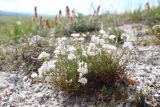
[
  {"xmin": 0, "ymin": 45, "xmax": 160, "ymax": 107},
  {"xmin": 0, "ymin": 24, "xmax": 160, "ymax": 107},
  {"xmin": 127, "ymin": 45, "xmax": 160, "ymax": 106}
]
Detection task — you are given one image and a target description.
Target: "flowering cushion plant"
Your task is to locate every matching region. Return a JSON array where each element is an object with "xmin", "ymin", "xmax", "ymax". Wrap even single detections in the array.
[{"xmin": 35, "ymin": 33, "xmax": 130, "ymax": 94}]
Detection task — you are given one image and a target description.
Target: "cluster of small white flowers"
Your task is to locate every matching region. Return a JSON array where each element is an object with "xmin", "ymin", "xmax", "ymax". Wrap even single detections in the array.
[
  {"xmin": 31, "ymin": 72, "xmax": 38, "ymax": 78},
  {"xmin": 67, "ymin": 45, "xmax": 76, "ymax": 53},
  {"xmin": 77, "ymin": 37, "xmax": 85, "ymax": 42},
  {"xmin": 77, "ymin": 61, "xmax": 88, "ymax": 84},
  {"xmin": 152, "ymin": 25, "xmax": 160, "ymax": 30},
  {"xmin": 77, "ymin": 61, "xmax": 88, "ymax": 76},
  {"xmin": 38, "ymin": 60, "xmax": 56, "ymax": 77},
  {"xmin": 66, "ymin": 45, "xmax": 77, "ymax": 60},
  {"xmin": 82, "ymin": 33, "xmax": 87, "ymax": 37},
  {"xmin": 82, "ymin": 49, "xmax": 88, "ymax": 57},
  {"xmin": 99, "ymin": 29, "xmax": 106, "ymax": 35},
  {"xmin": 99, "ymin": 38, "xmax": 105, "ymax": 46},
  {"xmin": 102, "ymin": 44, "xmax": 117, "ymax": 50},
  {"xmin": 57, "ymin": 37, "xmax": 67, "ymax": 45},
  {"xmin": 29, "ymin": 35, "xmax": 44, "ymax": 45},
  {"xmin": 121, "ymin": 33, "xmax": 129, "ymax": 40},
  {"xmin": 87, "ymin": 43, "xmax": 101, "ymax": 56},
  {"xmin": 38, "ymin": 51, "xmax": 50, "ymax": 60},
  {"xmin": 34, "ymin": 27, "xmax": 129, "ymax": 86},
  {"xmin": 54, "ymin": 37, "xmax": 68, "ymax": 56},
  {"xmin": 78, "ymin": 77, "xmax": 88, "ymax": 85},
  {"xmin": 65, "ymin": 79, "xmax": 73, "ymax": 83},
  {"xmin": 91, "ymin": 35, "xmax": 105, "ymax": 46},
  {"xmin": 123, "ymin": 41, "xmax": 134, "ymax": 50},
  {"xmin": 67, "ymin": 53, "xmax": 76, "ymax": 60},
  {"xmin": 102, "ymin": 34, "xmax": 109, "ymax": 39},
  {"xmin": 108, "ymin": 35, "xmax": 116, "ymax": 40},
  {"xmin": 91, "ymin": 35, "xmax": 100, "ymax": 45},
  {"xmin": 71, "ymin": 33, "xmax": 80, "ymax": 37}
]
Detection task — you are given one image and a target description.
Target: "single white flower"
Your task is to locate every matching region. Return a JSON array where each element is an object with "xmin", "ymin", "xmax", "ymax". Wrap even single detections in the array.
[
  {"xmin": 82, "ymin": 50, "xmax": 88, "ymax": 57},
  {"xmin": 99, "ymin": 39, "xmax": 105, "ymax": 45},
  {"xmin": 29, "ymin": 35, "xmax": 43, "ymax": 45},
  {"xmin": 79, "ymin": 73, "xmax": 83, "ymax": 78},
  {"xmin": 23, "ymin": 76, "xmax": 28, "ymax": 82},
  {"xmin": 78, "ymin": 77, "xmax": 88, "ymax": 84},
  {"xmin": 121, "ymin": 33, "xmax": 129, "ymax": 40},
  {"xmin": 71, "ymin": 33, "xmax": 80, "ymax": 37},
  {"xmin": 54, "ymin": 45, "xmax": 67, "ymax": 56},
  {"xmin": 31, "ymin": 72, "xmax": 38, "ymax": 78},
  {"xmin": 123, "ymin": 42, "xmax": 134, "ymax": 50},
  {"xmin": 48, "ymin": 38, "xmax": 55, "ymax": 46},
  {"xmin": 60, "ymin": 37, "xmax": 67, "ymax": 41},
  {"xmin": 45, "ymin": 76, "xmax": 51, "ymax": 82},
  {"xmin": 67, "ymin": 53, "xmax": 76, "ymax": 60},
  {"xmin": 82, "ymin": 33, "xmax": 87, "ymax": 37},
  {"xmin": 65, "ymin": 79, "xmax": 73, "ymax": 83},
  {"xmin": 152, "ymin": 25, "xmax": 160, "ymax": 30},
  {"xmin": 67, "ymin": 45, "xmax": 76, "ymax": 53},
  {"xmin": 54, "ymin": 49, "xmax": 60, "ymax": 55},
  {"xmin": 57, "ymin": 37, "xmax": 67, "ymax": 45},
  {"xmin": 102, "ymin": 34, "xmax": 109, "ymax": 39},
  {"xmin": 102, "ymin": 44, "xmax": 117, "ymax": 50},
  {"xmin": 87, "ymin": 43, "xmax": 101, "ymax": 56},
  {"xmin": 78, "ymin": 37, "xmax": 84, "ymax": 42},
  {"xmin": 38, "ymin": 60, "xmax": 56, "ymax": 77},
  {"xmin": 108, "ymin": 35, "xmax": 116, "ymax": 40},
  {"xmin": 91, "ymin": 35, "xmax": 100, "ymax": 45},
  {"xmin": 99, "ymin": 29, "xmax": 106, "ymax": 35},
  {"xmin": 38, "ymin": 51, "xmax": 50, "ymax": 60},
  {"xmin": 77, "ymin": 61, "xmax": 88, "ymax": 75}
]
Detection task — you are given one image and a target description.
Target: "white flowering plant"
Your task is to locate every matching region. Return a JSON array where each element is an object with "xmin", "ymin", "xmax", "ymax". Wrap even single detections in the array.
[{"xmin": 49, "ymin": 41, "xmax": 130, "ymax": 93}]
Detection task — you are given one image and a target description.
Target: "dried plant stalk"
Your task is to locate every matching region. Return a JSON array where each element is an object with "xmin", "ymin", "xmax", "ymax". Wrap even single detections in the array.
[
  {"xmin": 65, "ymin": 6, "xmax": 70, "ymax": 18},
  {"xmin": 34, "ymin": 6, "xmax": 38, "ymax": 18},
  {"xmin": 45, "ymin": 19, "xmax": 50, "ymax": 28},
  {"xmin": 145, "ymin": 2, "xmax": 150, "ymax": 13},
  {"xmin": 96, "ymin": 5, "xmax": 100, "ymax": 15},
  {"xmin": 59, "ymin": 10, "xmax": 62, "ymax": 18},
  {"xmin": 39, "ymin": 16, "xmax": 43, "ymax": 25}
]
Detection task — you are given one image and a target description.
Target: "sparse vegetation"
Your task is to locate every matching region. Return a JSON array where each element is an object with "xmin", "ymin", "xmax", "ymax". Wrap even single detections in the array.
[{"xmin": 0, "ymin": 2, "xmax": 160, "ymax": 106}]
